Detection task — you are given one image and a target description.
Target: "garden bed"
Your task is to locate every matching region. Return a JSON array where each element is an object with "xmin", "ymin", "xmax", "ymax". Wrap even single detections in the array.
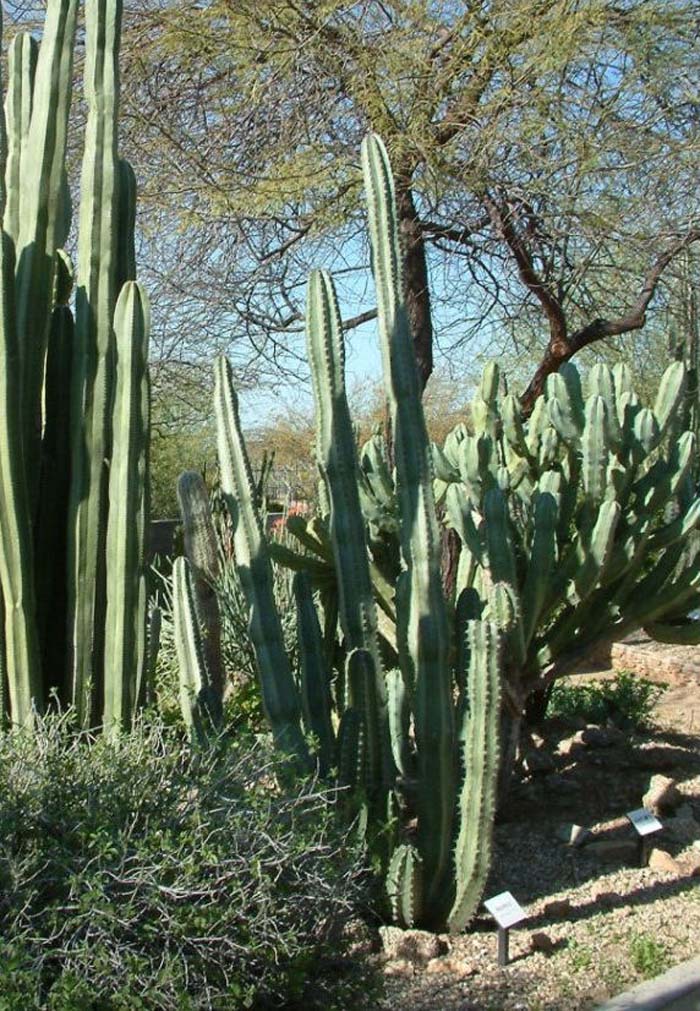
[{"xmin": 376, "ymin": 675, "xmax": 700, "ymax": 1011}]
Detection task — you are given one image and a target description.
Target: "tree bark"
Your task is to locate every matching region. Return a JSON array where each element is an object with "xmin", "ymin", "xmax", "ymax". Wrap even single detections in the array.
[{"xmin": 395, "ymin": 178, "xmax": 433, "ymax": 392}]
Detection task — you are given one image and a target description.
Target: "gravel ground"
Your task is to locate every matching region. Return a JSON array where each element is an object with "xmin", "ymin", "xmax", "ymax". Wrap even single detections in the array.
[{"xmin": 371, "ymin": 680, "xmax": 700, "ymax": 1011}]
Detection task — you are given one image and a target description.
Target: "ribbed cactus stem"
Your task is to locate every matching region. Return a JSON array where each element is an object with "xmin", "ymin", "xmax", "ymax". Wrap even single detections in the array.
[
  {"xmin": 172, "ymin": 556, "xmax": 218, "ymax": 743},
  {"xmin": 66, "ymin": 0, "xmax": 123, "ymax": 726},
  {"xmin": 3, "ymin": 33, "xmax": 38, "ymax": 244},
  {"xmin": 103, "ymin": 281, "xmax": 150, "ymax": 736},
  {"xmin": 0, "ymin": 230, "xmax": 40, "ymax": 727},
  {"xmin": 448, "ymin": 619, "xmax": 502, "ymax": 933},
  {"xmin": 214, "ymin": 355, "xmax": 309, "ymax": 768},
  {"xmin": 294, "ymin": 571, "xmax": 335, "ymax": 775},
  {"xmin": 14, "ymin": 0, "xmax": 78, "ymax": 490},
  {"xmin": 362, "ymin": 133, "xmax": 454, "ymax": 905},
  {"xmin": 306, "ymin": 267, "xmax": 390, "ymax": 789}
]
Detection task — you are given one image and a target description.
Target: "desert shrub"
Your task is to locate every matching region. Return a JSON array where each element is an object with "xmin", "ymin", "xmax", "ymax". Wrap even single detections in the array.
[
  {"xmin": 546, "ymin": 670, "xmax": 666, "ymax": 730},
  {"xmin": 0, "ymin": 714, "xmax": 373, "ymax": 1010}
]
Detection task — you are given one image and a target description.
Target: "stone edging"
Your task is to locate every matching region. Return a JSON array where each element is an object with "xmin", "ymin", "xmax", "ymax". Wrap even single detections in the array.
[{"xmin": 594, "ymin": 956, "xmax": 700, "ymax": 1010}]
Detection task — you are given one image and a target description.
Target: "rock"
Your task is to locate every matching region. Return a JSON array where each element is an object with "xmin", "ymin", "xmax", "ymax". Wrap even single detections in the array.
[
  {"xmin": 648, "ymin": 847, "xmax": 682, "ymax": 874},
  {"xmin": 522, "ymin": 747, "xmax": 557, "ymax": 776},
  {"xmin": 382, "ymin": 958, "xmax": 414, "ymax": 977},
  {"xmin": 425, "ymin": 956, "xmax": 476, "ymax": 976},
  {"xmin": 556, "ymin": 823, "xmax": 593, "ymax": 848},
  {"xmin": 592, "ymin": 889, "xmax": 622, "ymax": 907},
  {"xmin": 530, "ymin": 931, "xmax": 556, "ymax": 954},
  {"xmin": 544, "ymin": 772, "xmax": 581, "ymax": 793},
  {"xmin": 643, "ymin": 775, "xmax": 683, "ymax": 816},
  {"xmin": 664, "ymin": 804, "xmax": 700, "ymax": 845},
  {"xmin": 378, "ymin": 926, "xmax": 446, "ymax": 964},
  {"xmin": 556, "ymin": 736, "xmax": 581, "ymax": 757},
  {"xmin": 579, "ymin": 724, "xmax": 625, "ymax": 748},
  {"xmin": 587, "ymin": 839, "xmax": 637, "ymax": 863},
  {"xmin": 543, "ymin": 898, "xmax": 572, "ymax": 918},
  {"xmin": 681, "ymin": 852, "xmax": 700, "ymax": 878}
]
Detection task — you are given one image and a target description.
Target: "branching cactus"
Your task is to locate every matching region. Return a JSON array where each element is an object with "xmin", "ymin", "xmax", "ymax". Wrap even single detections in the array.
[
  {"xmin": 0, "ymin": 0, "xmax": 150, "ymax": 731},
  {"xmin": 209, "ymin": 136, "xmax": 503, "ymax": 932},
  {"xmin": 439, "ymin": 356, "xmax": 700, "ymax": 741}
]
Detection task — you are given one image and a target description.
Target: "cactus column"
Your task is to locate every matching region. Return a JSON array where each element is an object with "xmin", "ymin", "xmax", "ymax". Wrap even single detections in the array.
[{"xmin": 0, "ymin": 0, "xmax": 150, "ymax": 732}]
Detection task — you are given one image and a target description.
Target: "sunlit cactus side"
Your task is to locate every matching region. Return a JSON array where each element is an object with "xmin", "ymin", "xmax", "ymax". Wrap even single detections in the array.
[
  {"xmin": 103, "ymin": 281, "xmax": 150, "ymax": 736},
  {"xmin": 362, "ymin": 133, "xmax": 456, "ymax": 914},
  {"xmin": 66, "ymin": 0, "xmax": 123, "ymax": 723},
  {"xmin": 214, "ymin": 355, "xmax": 310, "ymax": 769},
  {"xmin": 447, "ymin": 619, "xmax": 502, "ymax": 933},
  {"xmin": 172, "ymin": 556, "xmax": 219, "ymax": 744},
  {"xmin": 305, "ymin": 268, "xmax": 391, "ymax": 792}
]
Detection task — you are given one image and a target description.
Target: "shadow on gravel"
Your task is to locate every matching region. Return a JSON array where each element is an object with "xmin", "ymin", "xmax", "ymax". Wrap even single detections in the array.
[{"xmin": 526, "ymin": 873, "xmax": 698, "ymax": 931}]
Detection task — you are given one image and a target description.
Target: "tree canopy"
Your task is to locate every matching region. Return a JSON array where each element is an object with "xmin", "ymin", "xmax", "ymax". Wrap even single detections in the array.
[{"xmin": 115, "ymin": 0, "xmax": 700, "ymax": 404}]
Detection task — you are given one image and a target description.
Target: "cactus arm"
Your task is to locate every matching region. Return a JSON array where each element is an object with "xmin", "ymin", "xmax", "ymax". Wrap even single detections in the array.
[
  {"xmin": 582, "ymin": 394, "xmax": 608, "ymax": 502},
  {"xmin": 362, "ymin": 133, "xmax": 455, "ymax": 904},
  {"xmin": 293, "ymin": 571, "xmax": 335, "ymax": 775},
  {"xmin": 103, "ymin": 281, "xmax": 150, "ymax": 736},
  {"xmin": 34, "ymin": 302, "xmax": 73, "ymax": 696},
  {"xmin": 3, "ymin": 33, "xmax": 38, "ymax": 244},
  {"xmin": 214, "ymin": 355, "xmax": 309, "ymax": 767},
  {"xmin": 172, "ymin": 556, "xmax": 216, "ymax": 743},
  {"xmin": 387, "ymin": 844, "xmax": 423, "ymax": 929},
  {"xmin": 0, "ymin": 231, "xmax": 41, "ymax": 726},
  {"xmin": 654, "ymin": 361, "xmax": 686, "ymax": 438},
  {"xmin": 448, "ymin": 619, "xmax": 502, "ymax": 933},
  {"xmin": 66, "ymin": 0, "xmax": 122, "ymax": 725},
  {"xmin": 14, "ymin": 0, "xmax": 78, "ymax": 486},
  {"xmin": 306, "ymin": 268, "xmax": 389, "ymax": 788},
  {"xmin": 116, "ymin": 158, "xmax": 136, "ymax": 287},
  {"xmin": 521, "ymin": 491, "xmax": 558, "ymax": 646}
]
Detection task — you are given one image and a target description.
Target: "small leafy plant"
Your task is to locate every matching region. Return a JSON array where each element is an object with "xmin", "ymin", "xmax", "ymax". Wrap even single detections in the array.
[
  {"xmin": 629, "ymin": 933, "xmax": 669, "ymax": 979},
  {"xmin": 546, "ymin": 670, "xmax": 666, "ymax": 730}
]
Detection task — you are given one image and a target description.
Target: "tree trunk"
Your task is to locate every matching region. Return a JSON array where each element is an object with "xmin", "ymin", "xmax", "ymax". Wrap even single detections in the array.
[
  {"xmin": 395, "ymin": 179, "xmax": 433, "ymax": 392},
  {"xmin": 497, "ymin": 707, "xmax": 524, "ymax": 809}
]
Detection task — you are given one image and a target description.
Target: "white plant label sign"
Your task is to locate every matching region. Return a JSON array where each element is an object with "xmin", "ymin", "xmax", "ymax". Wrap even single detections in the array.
[
  {"xmin": 484, "ymin": 891, "xmax": 526, "ymax": 929},
  {"xmin": 627, "ymin": 808, "xmax": 663, "ymax": 837}
]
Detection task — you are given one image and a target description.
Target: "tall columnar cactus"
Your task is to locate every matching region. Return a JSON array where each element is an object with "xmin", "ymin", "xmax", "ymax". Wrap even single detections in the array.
[
  {"xmin": 208, "ymin": 136, "xmax": 503, "ymax": 932},
  {"xmin": 0, "ymin": 0, "xmax": 150, "ymax": 732},
  {"xmin": 214, "ymin": 356, "xmax": 310, "ymax": 769}
]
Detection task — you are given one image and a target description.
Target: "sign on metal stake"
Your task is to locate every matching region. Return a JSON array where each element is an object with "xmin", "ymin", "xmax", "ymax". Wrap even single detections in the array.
[{"xmin": 484, "ymin": 891, "xmax": 526, "ymax": 966}]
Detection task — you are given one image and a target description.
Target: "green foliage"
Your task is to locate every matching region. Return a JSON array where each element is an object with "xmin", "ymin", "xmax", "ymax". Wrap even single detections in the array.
[
  {"xmin": 0, "ymin": 714, "xmax": 373, "ymax": 1010},
  {"xmin": 546, "ymin": 671, "xmax": 667, "ymax": 727},
  {"xmin": 547, "ymin": 672, "xmax": 667, "ymax": 731},
  {"xmin": 629, "ymin": 933, "xmax": 669, "ymax": 979},
  {"xmin": 150, "ymin": 425, "xmax": 215, "ymax": 519}
]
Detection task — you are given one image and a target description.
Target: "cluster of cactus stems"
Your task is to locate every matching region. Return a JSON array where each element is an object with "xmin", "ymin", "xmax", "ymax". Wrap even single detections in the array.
[
  {"xmin": 174, "ymin": 137, "xmax": 504, "ymax": 932},
  {"xmin": 175, "ymin": 136, "xmax": 700, "ymax": 931},
  {"xmin": 0, "ymin": 0, "xmax": 151, "ymax": 734}
]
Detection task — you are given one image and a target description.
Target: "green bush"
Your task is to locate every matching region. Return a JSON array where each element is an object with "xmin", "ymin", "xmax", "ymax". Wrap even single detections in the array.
[
  {"xmin": 546, "ymin": 670, "xmax": 666, "ymax": 730},
  {"xmin": 0, "ymin": 715, "xmax": 374, "ymax": 1010}
]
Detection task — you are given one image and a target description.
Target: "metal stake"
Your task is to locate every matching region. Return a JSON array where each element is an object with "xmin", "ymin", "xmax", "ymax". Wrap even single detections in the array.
[{"xmin": 498, "ymin": 926, "xmax": 509, "ymax": 966}]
